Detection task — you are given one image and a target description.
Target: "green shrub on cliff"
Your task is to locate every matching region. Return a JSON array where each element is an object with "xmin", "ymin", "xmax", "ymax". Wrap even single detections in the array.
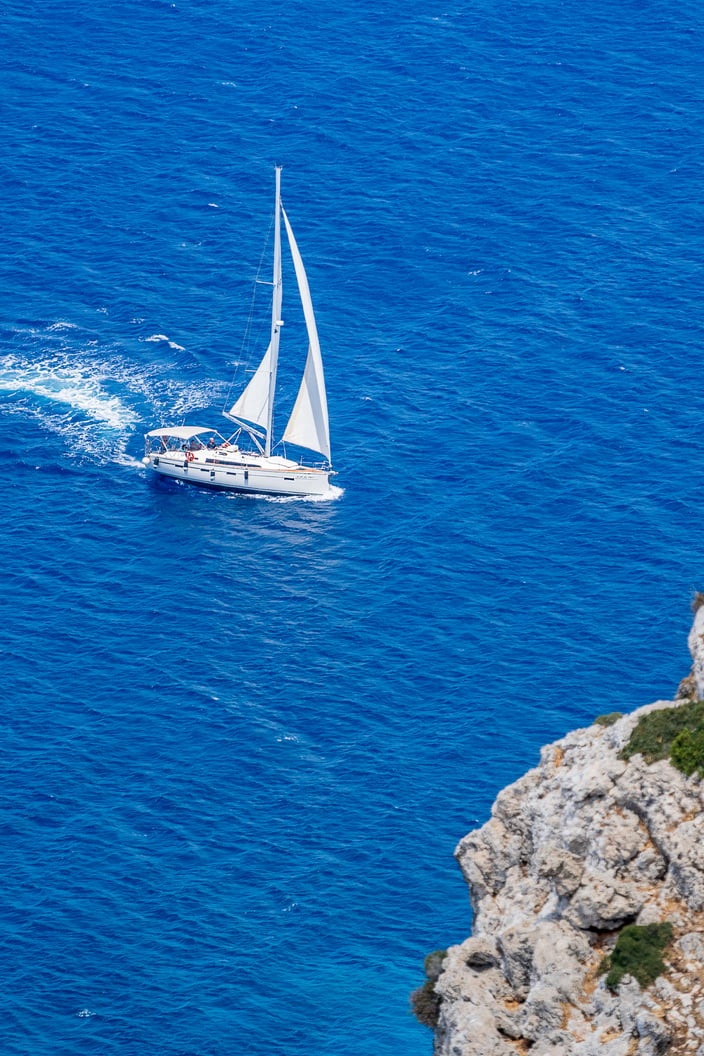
[
  {"xmin": 670, "ymin": 726, "xmax": 704, "ymax": 776},
  {"xmin": 411, "ymin": 949, "xmax": 446, "ymax": 1029},
  {"xmin": 600, "ymin": 922, "xmax": 673, "ymax": 990},
  {"xmin": 622, "ymin": 699, "xmax": 704, "ymax": 770},
  {"xmin": 594, "ymin": 712, "xmax": 623, "ymax": 727}
]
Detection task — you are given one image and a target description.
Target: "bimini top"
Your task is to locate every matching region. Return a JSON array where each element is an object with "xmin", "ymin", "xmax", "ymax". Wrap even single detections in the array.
[{"xmin": 144, "ymin": 426, "xmax": 214, "ymax": 440}]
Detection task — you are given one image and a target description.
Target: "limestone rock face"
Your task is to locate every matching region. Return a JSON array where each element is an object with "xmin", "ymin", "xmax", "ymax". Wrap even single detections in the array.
[
  {"xmin": 432, "ymin": 624, "xmax": 704, "ymax": 1056},
  {"xmin": 688, "ymin": 605, "xmax": 704, "ymax": 700}
]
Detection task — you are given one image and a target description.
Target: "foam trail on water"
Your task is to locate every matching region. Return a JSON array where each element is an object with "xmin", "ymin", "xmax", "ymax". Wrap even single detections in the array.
[
  {"xmin": 0, "ymin": 355, "xmax": 137, "ymax": 429},
  {"xmin": 0, "ymin": 343, "xmax": 221, "ymax": 467},
  {"xmin": 116, "ymin": 453, "xmax": 149, "ymax": 470}
]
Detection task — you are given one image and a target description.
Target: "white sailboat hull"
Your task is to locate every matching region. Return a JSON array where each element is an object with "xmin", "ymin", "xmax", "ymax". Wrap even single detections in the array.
[{"xmin": 143, "ymin": 447, "xmax": 333, "ymax": 497}]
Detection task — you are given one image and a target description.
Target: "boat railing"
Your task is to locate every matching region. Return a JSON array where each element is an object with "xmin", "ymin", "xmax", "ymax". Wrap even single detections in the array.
[
  {"xmin": 300, "ymin": 460, "xmax": 332, "ymax": 472},
  {"xmin": 145, "ymin": 436, "xmax": 184, "ymax": 454}
]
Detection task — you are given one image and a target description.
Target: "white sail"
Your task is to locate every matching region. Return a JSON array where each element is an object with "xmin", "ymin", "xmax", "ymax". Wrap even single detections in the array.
[
  {"xmin": 224, "ymin": 342, "xmax": 272, "ymax": 436},
  {"xmin": 280, "ymin": 207, "xmax": 331, "ymax": 462}
]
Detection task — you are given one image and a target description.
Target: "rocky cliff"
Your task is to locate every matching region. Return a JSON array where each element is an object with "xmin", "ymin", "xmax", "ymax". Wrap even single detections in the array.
[{"xmin": 426, "ymin": 607, "xmax": 704, "ymax": 1056}]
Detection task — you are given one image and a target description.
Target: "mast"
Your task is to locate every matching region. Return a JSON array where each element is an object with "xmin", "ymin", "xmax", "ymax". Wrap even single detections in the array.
[{"xmin": 265, "ymin": 166, "xmax": 283, "ymax": 457}]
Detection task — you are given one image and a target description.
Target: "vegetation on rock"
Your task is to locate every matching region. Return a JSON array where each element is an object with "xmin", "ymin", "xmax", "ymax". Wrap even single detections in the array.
[
  {"xmin": 622, "ymin": 699, "xmax": 704, "ymax": 775},
  {"xmin": 594, "ymin": 712, "xmax": 623, "ymax": 727},
  {"xmin": 411, "ymin": 950, "xmax": 446, "ymax": 1029},
  {"xmin": 670, "ymin": 726, "xmax": 704, "ymax": 776},
  {"xmin": 600, "ymin": 922, "xmax": 673, "ymax": 990}
]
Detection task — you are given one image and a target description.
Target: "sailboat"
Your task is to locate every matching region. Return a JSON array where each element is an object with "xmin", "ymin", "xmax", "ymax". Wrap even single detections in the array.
[{"xmin": 143, "ymin": 167, "xmax": 334, "ymax": 497}]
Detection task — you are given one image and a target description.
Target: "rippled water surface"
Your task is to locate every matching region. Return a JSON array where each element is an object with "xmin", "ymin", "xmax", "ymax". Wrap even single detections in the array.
[{"xmin": 2, "ymin": 1, "xmax": 703, "ymax": 1053}]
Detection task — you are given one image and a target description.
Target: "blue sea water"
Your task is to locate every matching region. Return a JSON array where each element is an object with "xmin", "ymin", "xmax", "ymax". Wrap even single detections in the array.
[{"xmin": 1, "ymin": 1, "xmax": 703, "ymax": 1052}]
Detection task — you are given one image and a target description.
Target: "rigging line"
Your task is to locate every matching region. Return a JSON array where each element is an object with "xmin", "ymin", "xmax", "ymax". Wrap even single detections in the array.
[{"xmin": 222, "ymin": 209, "xmax": 276, "ymax": 413}]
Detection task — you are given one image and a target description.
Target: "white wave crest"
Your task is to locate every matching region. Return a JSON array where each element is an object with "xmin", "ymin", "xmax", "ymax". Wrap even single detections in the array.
[{"xmin": 145, "ymin": 334, "xmax": 186, "ymax": 351}]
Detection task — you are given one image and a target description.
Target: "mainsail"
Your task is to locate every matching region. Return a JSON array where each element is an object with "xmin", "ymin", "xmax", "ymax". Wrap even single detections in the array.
[{"xmin": 280, "ymin": 208, "xmax": 331, "ymax": 462}]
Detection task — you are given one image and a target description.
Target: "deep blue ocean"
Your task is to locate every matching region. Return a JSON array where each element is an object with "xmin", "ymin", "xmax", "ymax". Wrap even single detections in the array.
[{"xmin": 1, "ymin": 1, "xmax": 703, "ymax": 1052}]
